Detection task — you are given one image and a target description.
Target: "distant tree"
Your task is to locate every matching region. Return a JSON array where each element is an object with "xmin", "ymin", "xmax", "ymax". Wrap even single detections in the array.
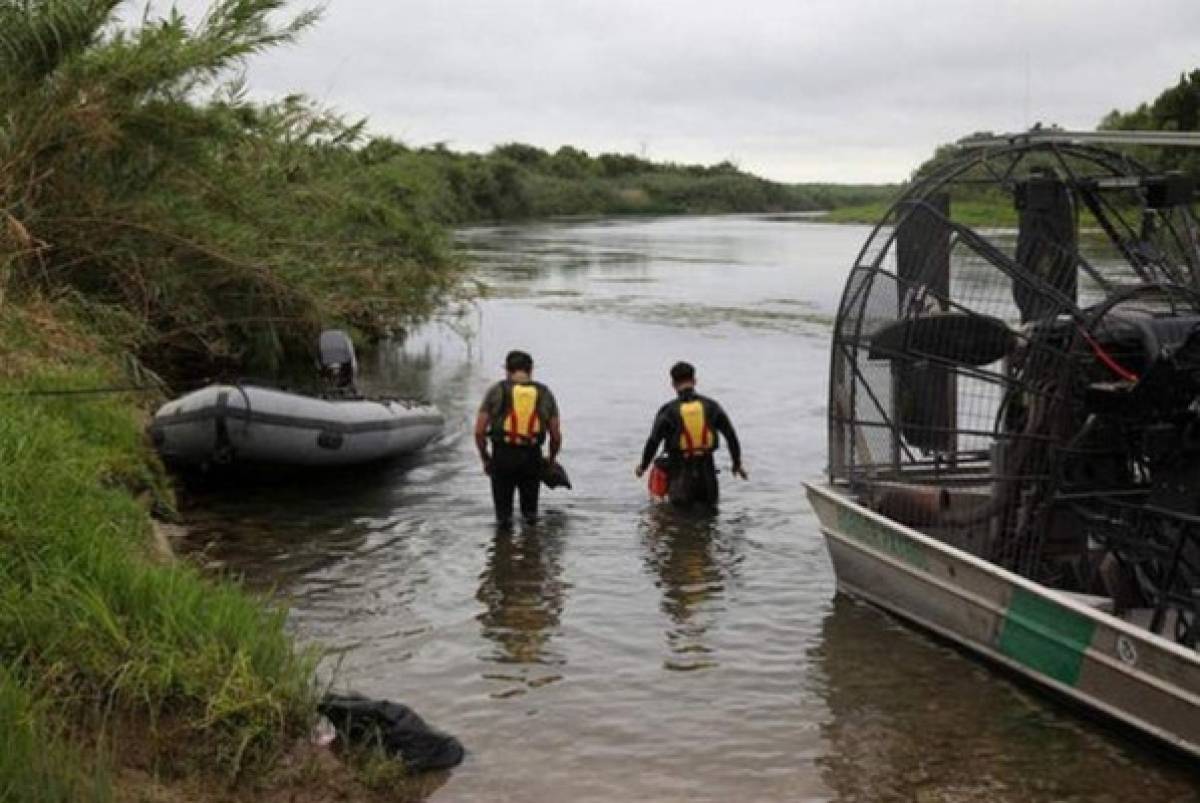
[
  {"xmin": 1155, "ymin": 70, "xmax": 1200, "ymax": 129},
  {"xmin": 708, "ymin": 160, "xmax": 740, "ymax": 175},
  {"xmin": 909, "ymin": 131, "xmax": 999, "ymax": 182},
  {"xmin": 492, "ymin": 142, "xmax": 548, "ymax": 166},
  {"xmin": 1102, "ymin": 71, "xmax": 1200, "ymax": 132},
  {"xmin": 547, "ymin": 145, "xmax": 593, "ymax": 179},
  {"xmin": 597, "ymin": 152, "xmax": 654, "ymax": 177},
  {"xmin": 358, "ymin": 136, "xmax": 410, "ymax": 165},
  {"xmin": 1101, "ymin": 69, "xmax": 1200, "ymax": 175}
]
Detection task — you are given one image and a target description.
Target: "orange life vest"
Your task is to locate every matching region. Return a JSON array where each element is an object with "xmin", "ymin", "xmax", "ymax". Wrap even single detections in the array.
[
  {"xmin": 500, "ymin": 382, "xmax": 542, "ymax": 446},
  {"xmin": 677, "ymin": 399, "xmax": 714, "ymax": 458}
]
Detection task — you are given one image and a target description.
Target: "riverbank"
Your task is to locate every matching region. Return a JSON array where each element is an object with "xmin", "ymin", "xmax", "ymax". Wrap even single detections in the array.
[
  {"xmin": 0, "ymin": 299, "xmax": 450, "ymax": 802},
  {"xmin": 0, "ymin": 299, "xmax": 296, "ymax": 797},
  {"xmin": 342, "ymin": 141, "xmax": 897, "ymax": 225},
  {"xmin": 821, "ymin": 197, "xmax": 1019, "ymax": 226},
  {"xmin": 821, "ymin": 196, "xmax": 1197, "ymax": 229},
  {"xmin": 0, "ymin": 3, "xmax": 471, "ymax": 796}
]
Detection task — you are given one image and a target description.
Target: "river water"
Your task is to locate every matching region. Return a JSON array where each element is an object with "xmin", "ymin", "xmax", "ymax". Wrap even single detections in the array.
[{"xmin": 182, "ymin": 215, "xmax": 1200, "ymax": 801}]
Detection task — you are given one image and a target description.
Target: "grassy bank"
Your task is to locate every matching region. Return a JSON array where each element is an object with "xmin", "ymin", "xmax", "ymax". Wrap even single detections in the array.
[
  {"xmin": 0, "ymin": 664, "xmax": 107, "ymax": 803},
  {"xmin": 0, "ymin": 1, "xmax": 459, "ymax": 798},
  {"xmin": 822, "ymin": 197, "xmax": 1020, "ymax": 227},
  {"xmin": 0, "ymin": 300, "xmax": 321, "ymax": 800},
  {"xmin": 822, "ymin": 195, "xmax": 1198, "ymax": 229},
  {"xmin": 0, "ymin": 300, "xmax": 440, "ymax": 802}
]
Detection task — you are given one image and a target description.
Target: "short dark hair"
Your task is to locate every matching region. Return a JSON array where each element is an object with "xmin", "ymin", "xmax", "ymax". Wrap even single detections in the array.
[
  {"xmin": 505, "ymin": 350, "xmax": 534, "ymax": 372},
  {"xmin": 670, "ymin": 361, "xmax": 695, "ymax": 383}
]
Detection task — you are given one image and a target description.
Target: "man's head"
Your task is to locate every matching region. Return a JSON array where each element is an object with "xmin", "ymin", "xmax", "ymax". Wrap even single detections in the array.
[
  {"xmin": 670, "ymin": 360, "xmax": 696, "ymax": 390},
  {"xmin": 505, "ymin": 349, "xmax": 534, "ymax": 377}
]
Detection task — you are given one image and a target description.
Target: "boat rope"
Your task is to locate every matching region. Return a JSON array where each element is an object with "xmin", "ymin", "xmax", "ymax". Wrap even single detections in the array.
[{"xmin": 0, "ymin": 384, "xmax": 163, "ymax": 398}]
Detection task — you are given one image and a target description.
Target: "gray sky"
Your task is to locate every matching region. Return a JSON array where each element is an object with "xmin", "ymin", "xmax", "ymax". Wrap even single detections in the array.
[{"xmin": 153, "ymin": 0, "xmax": 1200, "ymax": 182}]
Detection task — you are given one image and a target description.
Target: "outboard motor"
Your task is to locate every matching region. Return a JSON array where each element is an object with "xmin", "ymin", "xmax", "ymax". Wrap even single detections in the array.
[{"xmin": 318, "ymin": 329, "xmax": 358, "ymax": 394}]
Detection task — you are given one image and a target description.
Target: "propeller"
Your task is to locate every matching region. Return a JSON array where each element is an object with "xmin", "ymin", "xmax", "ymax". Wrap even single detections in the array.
[{"xmin": 868, "ymin": 312, "xmax": 1015, "ymax": 367}]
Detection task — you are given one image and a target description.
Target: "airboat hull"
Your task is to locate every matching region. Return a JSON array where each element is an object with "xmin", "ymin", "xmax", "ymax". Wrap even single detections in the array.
[
  {"xmin": 150, "ymin": 384, "xmax": 444, "ymax": 468},
  {"xmin": 806, "ymin": 481, "xmax": 1200, "ymax": 760}
]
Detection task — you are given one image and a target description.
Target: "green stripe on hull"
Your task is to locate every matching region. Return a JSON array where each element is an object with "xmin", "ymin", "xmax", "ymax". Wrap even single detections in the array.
[
  {"xmin": 835, "ymin": 506, "xmax": 930, "ymax": 571},
  {"xmin": 998, "ymin": 588, "xmax": 1096, "ymax": 687}
]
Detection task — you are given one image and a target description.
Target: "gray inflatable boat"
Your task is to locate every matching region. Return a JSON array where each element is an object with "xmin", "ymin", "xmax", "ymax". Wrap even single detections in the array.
[{"xmin": 149, "ymin": 330, "xmax": 444, "ymax": 468}]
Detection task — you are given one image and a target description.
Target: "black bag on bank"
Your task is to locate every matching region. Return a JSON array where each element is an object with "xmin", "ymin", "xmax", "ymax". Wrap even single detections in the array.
[{"xmin": 318, "ymin": 693, "xmax": 465, "ymax": 772}]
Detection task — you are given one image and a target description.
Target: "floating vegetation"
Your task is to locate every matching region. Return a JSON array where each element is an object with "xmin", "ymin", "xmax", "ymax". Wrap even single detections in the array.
[{"xmin": 537, "ymin": 296, "xmax": 834, "ymax": 334}]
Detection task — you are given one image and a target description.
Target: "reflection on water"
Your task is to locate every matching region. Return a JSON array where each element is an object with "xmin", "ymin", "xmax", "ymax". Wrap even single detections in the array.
[
  {"xmin": 181, "ymin": 460, "xmax": 423, "ymax": 587},
  {"xmin": 477, "ymin": 517, "xmax": 569, "ymax": 689},
  {"xmin": 813, "ymin": 597, "xmax": 1200, "ymax": 802},
  {"xmin": 640, "ymin": 506, "xmax": 741, "ymax": 672},
  {"xmin": 178, "ymin": 215, "xmax": 1200, "ymax": 801}
]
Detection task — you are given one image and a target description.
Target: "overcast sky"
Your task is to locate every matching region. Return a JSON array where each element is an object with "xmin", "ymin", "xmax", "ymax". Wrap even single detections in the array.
[{"xmin": 150, "ymin": 0, "xmax": 1200, "ymax": 182}]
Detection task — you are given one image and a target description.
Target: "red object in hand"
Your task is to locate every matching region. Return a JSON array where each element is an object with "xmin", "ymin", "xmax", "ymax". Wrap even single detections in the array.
[{"xmin": 648, "ymin": 462, "xmax": 669, "ymax": 498}]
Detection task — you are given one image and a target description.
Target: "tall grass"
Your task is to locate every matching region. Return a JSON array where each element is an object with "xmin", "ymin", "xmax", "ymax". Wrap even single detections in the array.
[
  {"xmin": 0, "ymin": 666, "xmax": 109, "ymax": 803},
  {"xmin": 0, "ymin": 302, "xmax": 318, "ymax": 786}
]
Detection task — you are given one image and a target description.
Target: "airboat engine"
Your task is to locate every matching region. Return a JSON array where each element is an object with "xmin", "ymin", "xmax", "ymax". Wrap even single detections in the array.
[
  {"xmin": 828, "ymin": 130, "xmax": 1200, "ymax": 648},
  {"xmin": 318, "ymin": 329, "xmax": 358, "ymax": 392}
]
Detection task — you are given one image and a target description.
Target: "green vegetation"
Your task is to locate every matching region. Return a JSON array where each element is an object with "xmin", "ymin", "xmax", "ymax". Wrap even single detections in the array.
[
  {"xmin": 0, "ymin": 664, "xmax": 108, "ymax": 803},
  {"xmin": 826, "ymin": 68, "xmax": 1200, "ymax": 228},
  {"xmin": 0, "ymin": 0, "xmax": 450, "ymax": 797},
  {"xmin": 0, "ymin": 300, "xmax": 318, "ymax": 798},
  {"xmin": 824, "ymin": 198, "xmax": 1020, "ymax": 227},
  {"xmin": 1101, "ymin": 69, "xmax": 1200, "ymax": 180},
  {"xmin": 0, "ymin": 0, "xmax": 465, "ymax": 382},
  {"xmin": 0, "ymin": 0, "xmax": 890, "ymax": 381},
  {"xmin": 824, "ymin": 197, "xmax": 1126, "ymax": 229},
  {"xmin": 343, "ymin": 139, "xmax": 896, "ymax": 223}
]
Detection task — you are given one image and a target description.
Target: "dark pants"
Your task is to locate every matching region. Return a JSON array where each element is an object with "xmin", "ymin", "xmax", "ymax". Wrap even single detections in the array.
[
  {"xmin": 490, "ymin": 444, "xmax": 543, "ymax": 522},
  {"xmin": 667, "ymin": 454, "xmax": 719, "ymax": 508}
]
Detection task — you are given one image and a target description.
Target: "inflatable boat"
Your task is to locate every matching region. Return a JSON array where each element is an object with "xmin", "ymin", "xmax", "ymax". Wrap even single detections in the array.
[
  {"xmin": 150, "ymin": 384, "xmax": 444, "ymax": 467},
  {"xmin": 149, "ymin": 330, "xmax": 444, "ymax": 468}
]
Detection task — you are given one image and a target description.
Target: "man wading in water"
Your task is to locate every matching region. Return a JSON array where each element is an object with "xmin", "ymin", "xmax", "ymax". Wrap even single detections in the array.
[
  {"xmin": 475, "ymin": 350, "xmax": 563, "ymax": 523},
  {"xmin": 635, "ymin": 361, "xmax": 746, "ymax": 508}
]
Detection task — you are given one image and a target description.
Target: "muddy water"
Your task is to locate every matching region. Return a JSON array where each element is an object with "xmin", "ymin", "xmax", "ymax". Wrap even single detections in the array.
[{"xmin": 182, "ymin": 215, "xmax": 1200, "ymax": 801}]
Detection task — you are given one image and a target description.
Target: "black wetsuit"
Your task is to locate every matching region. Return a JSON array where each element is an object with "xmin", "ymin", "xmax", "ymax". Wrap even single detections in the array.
[
  {"xmin": 640, "ymin": 388, "xmax": 742, "ymax": 508},
  {"xmin": 490, "ymin": 444, "xmax": 543, "ymax": 522},
  {"xmin": 481, "ymin": 380, "xmax": 559, "ymax": 522}
]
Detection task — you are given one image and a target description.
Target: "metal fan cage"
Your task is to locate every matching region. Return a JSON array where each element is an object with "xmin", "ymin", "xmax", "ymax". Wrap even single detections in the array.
[{"xmin": 826, "ymin": 135, "xmax": 1200, "ymax": 642}]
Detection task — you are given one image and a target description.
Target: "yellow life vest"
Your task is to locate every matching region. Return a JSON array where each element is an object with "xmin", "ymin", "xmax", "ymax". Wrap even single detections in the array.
[
  {"xmin": 678, "ymin": 399, "xmax": 714, "ymax": 457},
  {"xmin": 502, "ymin": 383, "xmax": 542, "ymax": 445}
]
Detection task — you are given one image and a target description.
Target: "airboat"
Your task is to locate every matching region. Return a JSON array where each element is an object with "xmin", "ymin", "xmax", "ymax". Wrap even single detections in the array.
[{"xmin": 805, "ymin": 129, "xmax": 1200, "ymax": 758}]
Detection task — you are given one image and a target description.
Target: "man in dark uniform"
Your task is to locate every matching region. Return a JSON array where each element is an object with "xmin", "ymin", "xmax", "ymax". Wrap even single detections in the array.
[
  {"xmin": 475, "ymin": 350, "xmax": 562, "ymax": 523},
  {"xmin": 635, "ymin": 361, "xmax": 746, "ymax": 507}
]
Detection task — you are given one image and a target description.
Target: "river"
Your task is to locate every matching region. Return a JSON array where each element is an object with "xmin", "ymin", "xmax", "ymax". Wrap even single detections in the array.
[{"xmin": 181, "ymin": 214, "xmax": 1200, "ymax": 801}]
